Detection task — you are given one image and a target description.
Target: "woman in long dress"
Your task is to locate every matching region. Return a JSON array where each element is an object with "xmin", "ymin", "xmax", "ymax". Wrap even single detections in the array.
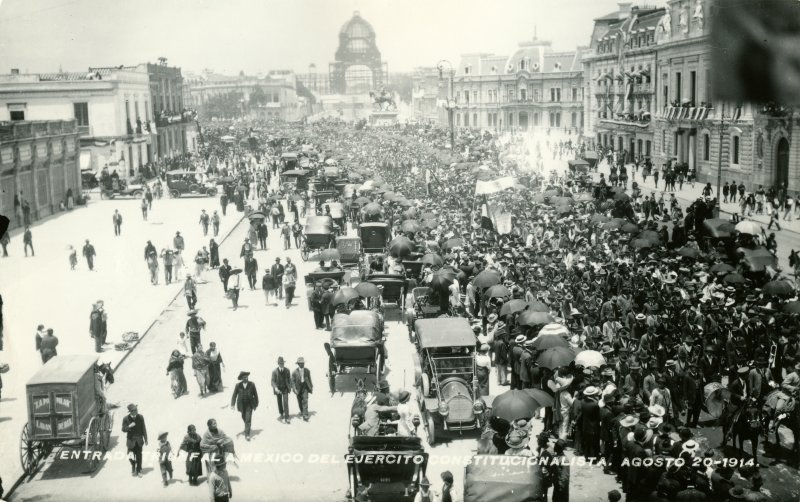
[
  {"xmin": 206, "ymin": 342, "xmax": 225, "ymax": 393},
  {"xmin": 179, "ymin": 424, "xmax": 203, "ymax": 485},
  {"xmin": 191, "ymin": 347, "xmax": 210, "ymax": 396},
  {"xmin": 166, "ymin": 350, "xmax": 188, "ymax": 398},
  {"xmin": 193, "ymin": 250, "xmax": 206, "ymax": 280},
  {"xmin": 209, "ymin": 239, "xmax": 220, "ymax": 268},
  {"xmin": 173, "ymin": 250, "xmax": 185, "ymax": 280}
]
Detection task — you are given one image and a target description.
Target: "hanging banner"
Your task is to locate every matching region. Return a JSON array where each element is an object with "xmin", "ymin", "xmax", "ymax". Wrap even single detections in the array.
[{"xmin": 475, "ymin": 176, "xmax": 518, "ymax": 195}]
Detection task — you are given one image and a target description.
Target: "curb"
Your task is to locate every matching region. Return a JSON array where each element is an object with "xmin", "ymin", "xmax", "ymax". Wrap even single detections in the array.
[{"xmin": 6, "ymin": 210, "xmax": 247, "ymax": 499}]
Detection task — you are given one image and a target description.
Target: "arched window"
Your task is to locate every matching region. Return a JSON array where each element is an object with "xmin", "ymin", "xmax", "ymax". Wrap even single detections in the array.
[
  {"xmin": 703, "ymin": 133, "xmax": 710, "ymax": 161},
  {"xmin": 519, "ymin": 59, "xmax": 526, "ymax": 71},
  {"xmin": 731, "ymin": 135, "xmax": 740, "ymax": 165}
]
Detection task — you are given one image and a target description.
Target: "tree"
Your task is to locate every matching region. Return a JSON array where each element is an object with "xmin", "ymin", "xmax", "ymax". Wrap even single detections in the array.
[{"xmin": 249, "ymin": 87, "xmax": 269, "ymax": 108}]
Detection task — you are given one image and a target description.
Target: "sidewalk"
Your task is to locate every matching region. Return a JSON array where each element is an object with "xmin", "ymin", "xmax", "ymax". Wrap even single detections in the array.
[{"xmin": 0, "ymin": 194, "xmax": 244, "ymax": 493}]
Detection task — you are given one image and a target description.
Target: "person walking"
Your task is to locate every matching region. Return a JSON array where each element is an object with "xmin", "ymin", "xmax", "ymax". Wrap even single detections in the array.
[
  {"xmin": 113, "ymin": 209, "xmax": 123, "ymax": 236},
  {"xmin": 219, "ymin": 259, "xmax": 232, "ymax": 293},
  {"xmin": 178, "ymin": 424, "xmax": 203, "ymax": 486},
  {"xmin": 768, "ymin": 200, "xmax": 782, "ymax": 231},
  {"xmin": 257, "ymin": 221, "xmax": 268, "ymax": 250},
  {"xmin": 186, "ymin": 310, "xmax": 205, "ymax": 354},
  {"xmin": 173, "ymin": 231, "xmax": 185, "ymax": 254},
  {"xmin": 220, "ymin": 192, "xmax": 229, "ymax": 217},
  {"xmin": 206, "ymin": 342, "xmax": 225, "ymax": 393},
  {"xmin": 89, "ymin": 302, "xmax": 107, "ymax": 353},
  {"xmin": 39, "ymin": 328, "xmax": 59, "ymax": 363},
  {"xmin": 227, "ymin": 271, "xmax": 242, "ymax": 310},
  {"xmin": 121, "ymin": 404, "xmax": 148, "ymax": 477},
  {"xmin": 244, "ymin": 255, "xmax": 258, "ymax": 290},
  {"xmin": 23, "ymin": 226, "xmax": 34, "ymax": 257},
  {"xmin": 173, "ymin": 250, "xmax": 185, "ymax": 281},
  {"xmin": 68, "ymin": 245, "xmax": 77, "ymax": 270},
  {"xmin": 271, "ymin": 357, "xmax": 292, "ymax": 424},
  {"xmin": 284, "ymin": 258, "xmax": 297, "ymax": 307},
  {"xmin": 199, "ymin": 210, "xmax": 210, "ymax": 237},
  {"xmin": 230, "ymin": 371, "xmax": 259, "ymax": 440},
  {"xmin": 1, "ymin": 229, "xmax": 9, "ymax": 257},
  {"xmin": 184, "ymin": 275, "xmax": 198, "ymax": 310},
  {"xmin": 280, "ymin": 222, "xmax": 291, "ymax": 250},
  {"xmin": 211, "ymin": 210, "xmax": 221, "ymax": 237},
  {"xmin": 161, "ymin": 248, "xmax": 175, "ymax": 284},
  {"xmin": 209, "ymin": 239, "xmax": 220, "ymax": 268},
  {"xmin": 262, "ymin": 268, "xmax": 277, "ymax": 306},
  {"xmin": 192, "ymin": 345, "xmax": 210, "ymax": 396},
  {"xmin": 82, "ymin": 239, "xmax": 97, "ymax": 271},
  {"xmin": 271, "ymin": 258, "xmax": 285, "ymax": 300},
  {"xmin": 208, "ymin": 457, "xmax": 231, "ymax": 502},
  {"xmin": 141, "ymin": 197, "xmax": 149, "ymax": 221},
  {"xmin": 146, "ymin": 245, "xmax": 159, "ymax": 286},
  {"xmin": 166, "ymin": 350, "xmax": 188, "ymax": 398},
  {"xmin": 155, "ymin": 432, "xmax": 173, "ymax": 486},
  {"xmin": 291, "ymin": 357, "xmax": 313, "ymax": 421}
]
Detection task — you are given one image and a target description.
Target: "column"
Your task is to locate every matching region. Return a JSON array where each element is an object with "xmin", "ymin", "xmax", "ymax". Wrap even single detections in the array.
[{"xmin": 688, "ymin": 132, "xmax": 696, "ymax": 174}]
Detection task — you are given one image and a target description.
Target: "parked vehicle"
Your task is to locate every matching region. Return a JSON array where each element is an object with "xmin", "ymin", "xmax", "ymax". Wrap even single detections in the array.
[
  {"xmin": 165, "ymin": 170, "xmax": 218, "ymax": 198},
  {"xmin": 324, "ymin": 310, "xmax": 385, "ymax": 392}
]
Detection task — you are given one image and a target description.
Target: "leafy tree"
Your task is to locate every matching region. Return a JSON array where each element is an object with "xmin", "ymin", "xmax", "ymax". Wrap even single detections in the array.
[{"xmin": 200, "ymin": 91, "xmax": 245, "ymax": 120}]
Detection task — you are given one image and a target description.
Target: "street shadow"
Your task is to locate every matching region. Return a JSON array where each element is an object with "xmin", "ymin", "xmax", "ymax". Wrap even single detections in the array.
[
  {"xmin": 0, "ymin": 416, "xmax": 11, "ymax": 423},
  {"xmin": 1, "ymin": 396, "xmax": 18, "ymax": 402}
]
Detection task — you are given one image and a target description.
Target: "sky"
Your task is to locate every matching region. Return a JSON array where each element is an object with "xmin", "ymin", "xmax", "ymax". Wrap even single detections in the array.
[{"xmin": 0, "ymin": 0, "xmax": 639, "ymax": 75}]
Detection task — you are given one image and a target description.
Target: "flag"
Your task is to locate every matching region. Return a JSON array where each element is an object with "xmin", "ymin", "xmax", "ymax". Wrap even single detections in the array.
[{"xmin": 475, "ymin": 176, "xmax": 518, "ymax": 195}]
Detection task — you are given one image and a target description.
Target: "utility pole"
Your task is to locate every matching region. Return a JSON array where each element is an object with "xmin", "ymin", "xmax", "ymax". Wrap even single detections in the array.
[{"xmin": 715, "ymin": 102, "xmax": 725, "ymax": 218}]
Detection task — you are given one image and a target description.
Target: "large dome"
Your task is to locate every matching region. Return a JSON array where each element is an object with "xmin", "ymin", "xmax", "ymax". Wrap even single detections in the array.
[{"xmin": 339, "ymin": 11, "xmax": 375, "ymax": 39}]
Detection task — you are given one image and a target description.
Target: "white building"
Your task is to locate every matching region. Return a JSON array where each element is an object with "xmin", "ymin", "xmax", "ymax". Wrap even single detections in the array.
[{"xmin": 0, "ymin": 67, "xmax": 155, "ymax": 175}]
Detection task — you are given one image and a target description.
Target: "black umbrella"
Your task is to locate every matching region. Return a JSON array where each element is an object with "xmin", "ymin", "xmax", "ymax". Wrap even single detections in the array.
[
  {"xmin": 332, "ymin": 287, "xmax": 359, "ymax": 306},
  {"xmin": 473, "ymin": 269, "xmax": 502, "ymax": 288}
]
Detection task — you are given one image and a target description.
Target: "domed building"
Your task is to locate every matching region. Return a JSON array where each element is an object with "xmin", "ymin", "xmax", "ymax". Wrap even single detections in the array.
[
  {"xmin": 329, "ymin": 11, "xmax": 387, "ymax": 94},
  {"xmin": 448, "ymin": 36, "xmax": 586, "ymax": 136}
]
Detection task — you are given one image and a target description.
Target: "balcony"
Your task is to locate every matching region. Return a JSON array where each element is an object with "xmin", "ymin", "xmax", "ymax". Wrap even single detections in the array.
[
  {"xmin": 598, "ymin": 111, "xmax": 652, "ymax": 130},
  {"xmin": 661, "ymin": 102, "xmax": 717, "ymax": 122},
  {"xmin": 77, "ymin": 125, "xmax": 91, "ymax": 136}
]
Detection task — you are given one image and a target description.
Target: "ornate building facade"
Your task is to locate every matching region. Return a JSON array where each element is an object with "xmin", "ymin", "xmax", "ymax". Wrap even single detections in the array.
[
  {"xmin": 583, "ymin": 4, "xmax": 664, "ymax": 162},
  {"xmin": 329, "ymin": 11, "xmax": 387, "ymax": 95},
  {"xmin": 448, "ymin": 39, "xmax": 585, "ymax": 134}
]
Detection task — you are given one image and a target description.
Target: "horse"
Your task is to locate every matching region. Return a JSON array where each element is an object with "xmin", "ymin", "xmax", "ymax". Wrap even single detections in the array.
[
  {"xmin": 368, "ymin": 91, "xmax": 396, "ymax": 111},
  {"xmin": 350, "ymin": 378, "xmax": 369, "ymax": 434},
  {"xmin": 723, "ymin": 403, "xmax": 762, "ymax": 464},
  {"xmin": 762, "ymin": 389, "xmax": 800, "ymax": 466}
]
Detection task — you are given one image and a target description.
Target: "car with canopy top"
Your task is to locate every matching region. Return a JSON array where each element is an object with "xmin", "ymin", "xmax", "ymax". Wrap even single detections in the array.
[
  {"xmin": 359, "ymin": 222, "xmax": 391, "ymax": 254},
  {"xmin": 413, "ymin": 318, "xmax": 485, "ymax": 444},
  {"xmin": 324, "ymin": 310, "xmax": 386, "ymax": 392},
  {"xmin": 345, "ymin": 436, "xmax": 428, "ymax": 502},
  {"xmin": 165, "ymin": 169, "xmax": 218, "ymax": 197}
]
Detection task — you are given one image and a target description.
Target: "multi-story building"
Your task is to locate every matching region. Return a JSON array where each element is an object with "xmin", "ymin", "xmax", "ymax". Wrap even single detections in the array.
[
  {"xmin": 446, "ymin": 38, "xmax": 585, "ymax": 136},
  {"xmin": 410, "ymin": 66, "xmax": 441, "ymax": 122},
  {"xmin": 184, "ymin": 70, "xmax": 308, "ymax": 122},
  {"xmin": 0, "ymin": 119, "xmax": 81, "ymax": 229},
  {"xmin": 650, "ymin": 0, "xmax": 798, "ymax": 191},
  {"xmin": 0, "ymin": 67, "xmax": 154, "ymax": 175},
  {"xmin": 583, "ymin": 3, "xmax": 664, "ymax": 161},
  {"xmin": 139, "ymin": 62, "xmax": 189, "ymax": 160}
]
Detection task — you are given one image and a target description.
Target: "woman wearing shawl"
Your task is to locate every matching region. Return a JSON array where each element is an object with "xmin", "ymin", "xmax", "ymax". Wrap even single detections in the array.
[
  {"xmin": 192, "ymin": 346, "xmax": 210, "ymax": 396},
  {"xmin": 166, "ymin": 350, "xmax": 188, "ymax": 398},
  {"xmin": 206, "ymin": 342, "xmax": 225, "ymax": 393},
  {"xmin": 178, "ymin": 424, "xmax": 203, "ymax": 485},
  {"xmin": 209, "ymin": 239, "xmax": 220, "ymax": 268}
]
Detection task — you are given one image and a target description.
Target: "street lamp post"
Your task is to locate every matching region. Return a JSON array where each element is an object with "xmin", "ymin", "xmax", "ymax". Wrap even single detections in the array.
[{"xmin": 437, "ymin": 60, "xmax": 456, "ymax": 151}]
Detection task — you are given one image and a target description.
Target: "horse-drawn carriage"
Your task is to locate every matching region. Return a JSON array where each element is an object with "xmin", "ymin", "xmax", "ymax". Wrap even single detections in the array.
[
  {"xmin": 346, "ymin": 435, "xmax": 428, "ymax": 502},
  {"xmin": 412, "ymin": 318, "xmax": 485, "ymax": 444},
  {"xmin": 302, "ymin": 218, "xmax": 336, "ymax": 261},
  {"xmin": 326, "ymin": 202, "xmax": 347, "ymax": 232},
  {"xmin": 324, "ymin": 311, "xmax": 386, "ymax": 392},
  {"xmin": 360, "ymin": 222, "xmax": 391, "ymax": 254},
  {"xmin": 20, "ymin": 354, "xmax": 114, "ymax": 474},
  {"xmin": 304, "ymin": 271, "xmax": 347, "ymax": 311},
  {"xmin": 366, "ymin": 274, "xmax": 407, "ymax": 310}
]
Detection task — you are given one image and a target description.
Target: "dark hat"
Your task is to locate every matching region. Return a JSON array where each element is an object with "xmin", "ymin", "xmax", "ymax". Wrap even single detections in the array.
[
  {"xmin": 419, "ymin": 477, "xmax": 431, "ymax": 487},
  {"xmin": 237, "ymin": 371, "xmax": 250, "ymax": 380},
  {"xmin": 378, "ymin": 379, "xmax": 390, "ymax": 390},
  {"xmin": 158, "ymin": 431, "xmax": 168, "ymax": 440},
  {"xmin": 398, "ymin": 390, "xmax": 411, "ymax": 404},
  {"xmin": 127, "ymin": 403, "xmax": 138, "ymax": 412}
]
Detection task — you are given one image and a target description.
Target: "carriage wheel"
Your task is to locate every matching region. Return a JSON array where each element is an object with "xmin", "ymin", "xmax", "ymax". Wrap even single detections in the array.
[
  {"xmin": 301, "ymin": 246, "xmax": 309, "ymax": 261},
  {"xmin": 421, "ymin": 373, "xmax": 431, "ymax": 398},
  {"xmin": 170, "ymin": 189, "xmax": 181, "ymax": 199},
  {"xmin": 19, "ymin": 423, "xmax": 48, "ymax": 475},
  {"xmin": 86, "ymin": 416, "xmax": 102, "ymax": 472},
  {"xmin": 100, "ymin": 412, "xmax": 114, "ymax": 452},
  {"xmin": 426, "ymin": 413, "xmax": 436, "ymax": 446},
  {"xmin": 329, "ymin": 371, "xmax": 337, "ymax": 393}
]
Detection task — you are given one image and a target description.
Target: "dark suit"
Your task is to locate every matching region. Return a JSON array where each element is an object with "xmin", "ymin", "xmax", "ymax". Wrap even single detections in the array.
[
  {"xmin": 121, "ymin": 413, "xmax": 147, "ymax": 472},
  {"xmin": 219, "ymin": 264, "xmax": 232, "ymax": 292},
  {"xmin": 271, "ymin": 366, "xmax": 292, "ymax": 419},
  {"xmin": 271, "ymin": 264, "xmax": 285, "ymax": 299},
  {"xmin": 291, "ymin": 367, "xmax": 313, "ymax": 419},
  {"xmin": 230, "ymin": 381, "xmax": 259, "ymax": 436},
  {"xmin": 579, "ymin": 397, "xmax": 601, "ymax": 458},
  {"xmin": 682, "ymin": 370, "xmax": 704, "ymax": 427}
]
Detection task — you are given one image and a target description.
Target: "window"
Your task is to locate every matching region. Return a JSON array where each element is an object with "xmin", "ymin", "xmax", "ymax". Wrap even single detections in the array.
[
  {"xmin": 675, "ymin": 72, "xmax": 682, "ymax": 102},
  {"xmin": 550, "ymin": 88, "xmax": 561, "ymax": 102},
  {"xmin": 732, "ymin": 135, "xmax": 740, "ymax": 164},
  {"xmin": 473, "ymin": 113, "xmax": 477, "ymax": 126},
  {"xmin": 472, "ymin": 91, "xmax": 478, "ymax": 103},
  {"xmin": 662, "ymin": 73, "xmax": 669, "ymax": 107},
  {"xmin": 10, "ymin": 110, "xmax": 25, "ymax": 121},
  {"xmin": 508, "ymin": 89, "xmax": 515, "ymax": 101},
  {"xmin": 572, "ymin": 88, "xmax": 578, "ymax": 101},
  {"xmin": 662, "ymin": 130, "xmax": 667, "ymax": 153},
  {"xmin": 73, "ymin": 102, "xmax": 89, "ymax": 126},
  {"xmin": 690, "ymin": 71, "xmax": 697, "ymax": 105},
  {"xmin": 464, "ymin": 66, "xmax": 471, "ymax": 75},
  {"xmin": 674, "ymin": 132, "xmax": 679, "ymax": 155},
  {"xmin": 519, "ymin": 59, "xmax": 526, "ymax": 71},
  {"xmin": 533, "ymin": 113, "xmax": 539, "ymax": 126},
  {"xmin": 455, "ymin": 91, "xmax": 460, "ymax": 103},
  {"xmin": 144, "ymin": 100, "xmax": 149, "ymax": 121},
  {"xmin": 534, "ymin": 89, "xmax": 540, "ymax": 102},
  {"xmin": 556, "ymin": 112, "xmax": 561, "ymax": 127},
  {"xmin": 520, "ymin": 89, "xmax": 527, "ymax": 101},
  {"xmin": 508, "ymin": 113, "xmax": 513, "ymax": 126},
  {"xmin": 646, "ymin": 140, "xmax": 651, "ymax": 156},
  {"xmin": 464, "ymin": 113, "xmax": 469, "ymax": 126},
  {"xmin": 703, "ymin": 134, "xmax": 710, "ymax": 161},
  {"xmin": 456, "ymin": 114, "xmax": 460, "ymax": 126},
  {"xmin": 705, "ymin": 68, "xmax": 711, "ymax": 103},
  {"xmin": 464, "ymin": 92, "xmax": 470, "ymax": 105},
  {"xmin": 571, "ymin": 112, "xmax": 577, "ymax": 127}
]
